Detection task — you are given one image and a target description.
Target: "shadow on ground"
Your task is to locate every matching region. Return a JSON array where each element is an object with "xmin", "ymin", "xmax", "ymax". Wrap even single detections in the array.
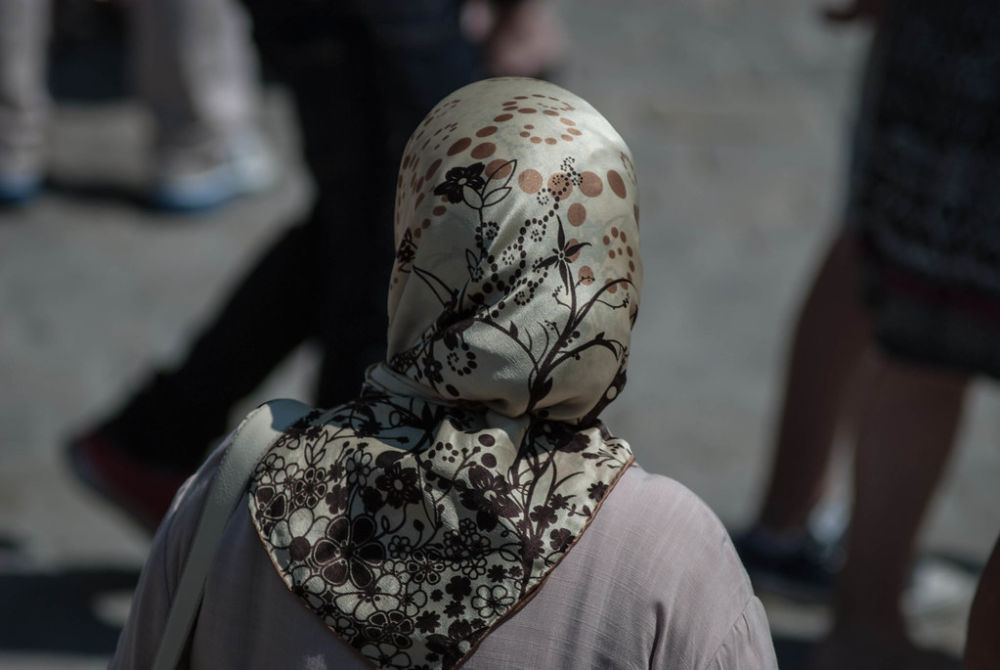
[
  {"xmin": 0, "ymin": 536, "xmax": 137, "ymax": 655},
  {"xmin": 43, "ymin": 177, "xmax": 146, "ymax": 210},
  {"xmin": 773, "ymin": 635, "xmax": 817, "ymax": 670}
]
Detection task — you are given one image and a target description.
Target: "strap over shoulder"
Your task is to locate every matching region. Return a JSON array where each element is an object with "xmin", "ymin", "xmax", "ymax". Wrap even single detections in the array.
[{"xmin": 152, "ymin": 398, "xmax": 312, "ymax": 670}]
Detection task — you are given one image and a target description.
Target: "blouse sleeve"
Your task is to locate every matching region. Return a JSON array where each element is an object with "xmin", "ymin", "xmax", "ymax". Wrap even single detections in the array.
[
  {"xmin": 108, "ymin": 435, "xmax": 232, "ymax": 669},
  {"xmin": 625, "ymin": 468, "xmax": 778, "ymax": 670},
  {"xmin": 704, "ymin": 596, "xmax": 777, "ymax": 670},
  {"xmin": 108, "ymin": 509, "xmax": 180, "ymax": 670}
]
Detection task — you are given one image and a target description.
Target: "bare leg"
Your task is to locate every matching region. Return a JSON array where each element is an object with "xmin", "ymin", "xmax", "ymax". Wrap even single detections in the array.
[
  {"xmin": 966, "ymin": 534, "xmax": 1000, "ymax": 669},
  {"xmin": 758, "ymin": 231, "xmax": 871, "ymax": 532},
  {"xmin": 829, "ymin": 355, "xmax": 968, "ymax": 662}
]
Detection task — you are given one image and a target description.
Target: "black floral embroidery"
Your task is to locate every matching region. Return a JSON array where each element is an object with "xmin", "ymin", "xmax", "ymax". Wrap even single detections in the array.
[
  {"xmin": 471, "ymin": 584, "xmax": 514, "ymax": 618},
  {"xmin": 549, "ymin": 527, "xmax": 573, "ymax": 551},
  {"xmin": 433, "ymin": 163, "xmax": 486, "ymax": 203},
  {"xmin": 314, "ymin": 514, "xmax": 385, "ymax": 587},
  {"xmin": 396, "ymin": 230, "xmax": 418, "ymax": 270},
  {"xmin": 587, "ymin": 481, "xmax": 608, "ymax": 501},
  {"xmin": 364, "ymin": 610, "xmax": 414, "ymax": 649},
  {"xmin": 376, "ymin": 464, "xmax": 423, "ymax": 508},
  {"xmin": 292, "ymin": 467, "xmax": 328, "ymax": 507}
]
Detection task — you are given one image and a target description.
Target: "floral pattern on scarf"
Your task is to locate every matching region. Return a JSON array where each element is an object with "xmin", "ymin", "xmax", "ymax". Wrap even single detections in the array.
[{"xmin": 250, "ymin": 77, "xmax": 642, "ymax": 670}]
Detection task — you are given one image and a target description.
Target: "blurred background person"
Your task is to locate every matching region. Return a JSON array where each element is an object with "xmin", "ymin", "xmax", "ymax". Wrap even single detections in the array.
[
  {"xmin": 0, "ymin": 0, "xmax": 51, "ymax": 204},
  {"xmin": 67, "ymin": 0, "xmax": 567, "ymax": 532},
  {"xmin": 0, "ymin": 0, "xmax": 275, "ymax": 211},
  {"xmin": 737, "ymin": 0, "xmax": 1000, "ymax": 667},
  {"xmin": 966, "ymin": 533, "xmax": 1000, "ymax": 669}
]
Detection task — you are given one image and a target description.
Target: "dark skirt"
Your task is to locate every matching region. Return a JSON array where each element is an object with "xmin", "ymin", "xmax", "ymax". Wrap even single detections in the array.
[{"xmin": 850, "ymin": 0, "xmax": 1000, "ymax": 378}]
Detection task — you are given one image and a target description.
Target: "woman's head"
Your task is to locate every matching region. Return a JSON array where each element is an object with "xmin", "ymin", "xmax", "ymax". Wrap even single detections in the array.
[{"xmin": 384, "ymin": 78, "xmax": 641, "ymax": 423}]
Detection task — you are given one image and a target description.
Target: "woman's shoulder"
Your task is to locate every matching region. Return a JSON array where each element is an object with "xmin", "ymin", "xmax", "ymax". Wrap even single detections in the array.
[
  {"xmin": 587, "ymin": 463, "xmax": 757, "ymax": 621},
  {"xmin": 482, "ymin": 463, "xmax": 773, "ymax": 670},
  {"xmin": 597, "ymin": 463, "xmax": 735, "ymax": 550}
]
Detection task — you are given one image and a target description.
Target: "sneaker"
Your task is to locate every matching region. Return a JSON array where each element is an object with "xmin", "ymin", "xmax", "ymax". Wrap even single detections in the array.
[
  {"xmin": 733, "ymin": 524, "xmax": 841, "ymax": 602},
  {"xmin": 148, "ymin": 131, "xmax": 277, "ymax": 213},
  {"xmin": 66, "ymin": 429, "xmax": 192, "ymax": 533},
  {"xmin": 0, "ymin": 170, "xmax": 42, "ymax": 206}
]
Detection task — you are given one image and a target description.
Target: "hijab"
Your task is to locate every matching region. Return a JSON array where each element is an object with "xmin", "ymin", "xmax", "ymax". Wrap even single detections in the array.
[{"xmin": 249, "ymin": 77, "xmax": 643, "ymax": 670}]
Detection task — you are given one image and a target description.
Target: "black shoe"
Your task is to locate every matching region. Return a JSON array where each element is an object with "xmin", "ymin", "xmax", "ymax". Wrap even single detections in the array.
[{"xmin": 733, "ymin": 525, "xmax": 841, "ymax": 603}]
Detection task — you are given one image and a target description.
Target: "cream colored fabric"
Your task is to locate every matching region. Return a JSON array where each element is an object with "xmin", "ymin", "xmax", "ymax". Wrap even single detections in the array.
[
  {"xmin": 248, "ymin": 78, "xmax": 644, "ymax": 669},
  {"xmin": 112, "ymin": 448, "xmax": 778, "ymax": 670},
  {"xmin": 384, "ymin": 77, "xmax": 641, "ymax": 422}
]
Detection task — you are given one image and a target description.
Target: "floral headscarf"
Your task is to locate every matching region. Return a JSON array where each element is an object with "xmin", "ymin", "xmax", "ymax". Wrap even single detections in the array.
[{"xmin": 250, "ymin": 78, "xmax": 642, "ymax": 670}]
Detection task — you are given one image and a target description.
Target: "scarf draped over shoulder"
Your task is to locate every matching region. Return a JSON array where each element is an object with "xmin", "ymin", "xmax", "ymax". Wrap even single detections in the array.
[{"xmin": 250, "ymin": 77, "xmax": 643, "ymax": 670}]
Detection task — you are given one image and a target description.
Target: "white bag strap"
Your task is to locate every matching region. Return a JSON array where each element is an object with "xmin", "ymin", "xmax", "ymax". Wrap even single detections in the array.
[{"xmin": 151, "ymin": 398, "xmax": 312, "ymax": 670}]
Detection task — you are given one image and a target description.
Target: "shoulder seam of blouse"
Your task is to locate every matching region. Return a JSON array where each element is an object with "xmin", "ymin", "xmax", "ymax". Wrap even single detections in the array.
[{"xmin": 699, "ymin": 592, "xmax": 757, "ymax": 670}]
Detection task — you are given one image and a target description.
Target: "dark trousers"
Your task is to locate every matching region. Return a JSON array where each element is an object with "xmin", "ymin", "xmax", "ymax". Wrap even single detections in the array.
[{"xmin": 106, "ymin": 2, "xmax": 485, "ymax": 468}]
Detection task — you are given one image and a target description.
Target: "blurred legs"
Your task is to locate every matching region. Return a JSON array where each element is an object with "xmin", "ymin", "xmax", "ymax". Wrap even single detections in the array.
[
  {"xmin": 131, "ymin": 0, "xmax": 273, "ymax": 209},
  {"xmin": 966, "ymin": 534, "xmax": 1000, "ymax": 669},
  {"xmin": 758, "ymin": 232, "xmax": 870, "ymax": 532},
  {"xmin": 0, "ymin": 0, "xmax": 49, "ymax": 200},
  {"xmin": 831, "ymin": 356, "xmax": 968, "ymax": 656}
]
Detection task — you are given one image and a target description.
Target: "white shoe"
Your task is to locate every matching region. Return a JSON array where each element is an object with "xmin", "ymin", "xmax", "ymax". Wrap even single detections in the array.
[
  {"xmin": 0, "ymin": 169, "xmax": 42, "ymax": 206},
  {"xmin": 148, "ymin": 132, "xmax": 278, "ymax": 212}
]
